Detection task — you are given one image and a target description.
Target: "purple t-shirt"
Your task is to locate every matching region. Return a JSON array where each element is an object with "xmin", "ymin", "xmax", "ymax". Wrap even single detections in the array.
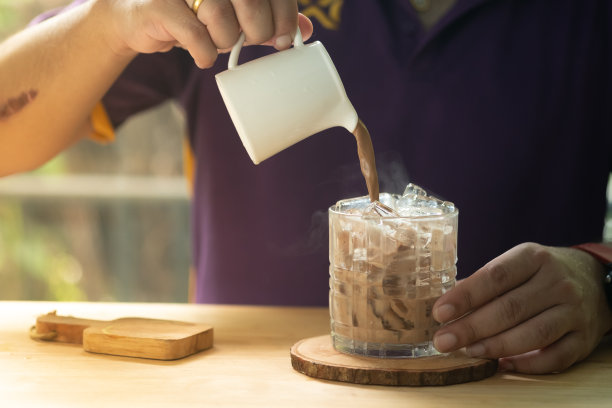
[{"xmin": 51, "ymin": 1, "xmax": 612, "ymax": 305}]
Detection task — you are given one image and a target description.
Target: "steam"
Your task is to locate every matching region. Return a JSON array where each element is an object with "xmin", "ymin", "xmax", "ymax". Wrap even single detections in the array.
[
  {"xmin": 267, "ymin": 210, "xmax": 328, "ymax": 257},
  {"xmin": 267, "ymin": 152, "xmax": 412, "ymax": 257},
  {"xmin": 377, "ymin": 154, "xmax": 410, "ymax": 196}
]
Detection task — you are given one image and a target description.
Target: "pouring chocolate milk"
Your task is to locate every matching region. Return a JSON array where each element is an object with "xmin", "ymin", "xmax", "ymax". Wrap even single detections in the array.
[
  {"xmin": 215, "ymin": 29, "xmax": 455, "ymax": 359},
  {"xmin": 215, "ymin": 28, "xmax": 379, "ymax": 202}
]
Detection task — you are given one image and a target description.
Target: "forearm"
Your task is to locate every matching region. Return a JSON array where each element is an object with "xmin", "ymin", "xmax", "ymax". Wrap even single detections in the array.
[
  {"xmin": 0, "ymin": 0, "xmax": 134, "ymax": 176},
  {"xmin": 0, "ymin": 0, "xmax": 312, "ymax": 177}
]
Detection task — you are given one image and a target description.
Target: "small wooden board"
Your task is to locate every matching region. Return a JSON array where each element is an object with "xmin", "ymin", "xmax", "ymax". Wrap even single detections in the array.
[
  {"xmin": 290, "ymin": 335, "xmax": 497, "ymax": 386},
  {"xmin": 31, "ymin": 311, "xmax": 213, "ymax": 360}
]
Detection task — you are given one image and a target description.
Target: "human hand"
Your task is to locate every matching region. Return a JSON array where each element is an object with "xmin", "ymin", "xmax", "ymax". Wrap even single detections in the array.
[
  {"xmin": 97, "ymin": 0, "xmax": 313, "ymax": 68},
  {"xmin": 432, "ymin": 242, "xmax": 612, "ymax": 374}
]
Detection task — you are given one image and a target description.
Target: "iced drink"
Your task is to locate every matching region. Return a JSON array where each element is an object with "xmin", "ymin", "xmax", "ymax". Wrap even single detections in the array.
[{"xmin": 329, "ymin": 184, "xmax": 458, "ymax": 358}]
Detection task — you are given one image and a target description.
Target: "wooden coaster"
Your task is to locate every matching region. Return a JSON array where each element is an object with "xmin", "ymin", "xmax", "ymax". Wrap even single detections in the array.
[{"xmin": 290, "ymin": 335, "xmax": 497, "ymax": 386}]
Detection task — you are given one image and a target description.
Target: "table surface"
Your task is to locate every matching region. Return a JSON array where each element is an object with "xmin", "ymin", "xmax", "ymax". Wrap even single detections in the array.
[{"xmin": 1, "ymin": 301, "xmax": 611, "ymax": 408}]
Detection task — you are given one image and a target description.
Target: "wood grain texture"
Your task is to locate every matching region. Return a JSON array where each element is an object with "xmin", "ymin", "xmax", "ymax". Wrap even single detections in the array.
[
  {"xmin": 3, "ymin": 302, "xmax": 612, "ymax": 407},
  {"xmin": 35, "ymin": 311, "xmax": 105, "ymax": 343},
  {"xmin": 291, "ymin": 335, "xmax": 497, "ymax": 386},
  {"xmin": 83, "ymin": 318, "xmax": 213, "ymax": 360},
  {"xmin": 33, "ymin": 311, "xmax": 213, "ymax": 360}
]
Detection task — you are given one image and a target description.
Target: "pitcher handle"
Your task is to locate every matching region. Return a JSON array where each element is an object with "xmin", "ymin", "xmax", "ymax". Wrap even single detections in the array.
[{"xmin": 228, "ymin": 27, "xmax": 304, "ymax": 69}]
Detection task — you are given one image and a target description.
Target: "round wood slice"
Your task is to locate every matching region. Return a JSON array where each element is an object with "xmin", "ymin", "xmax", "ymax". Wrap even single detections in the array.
[{"xmin": 290, "ymin": 335, "xmax": 497, "ymax": 386}]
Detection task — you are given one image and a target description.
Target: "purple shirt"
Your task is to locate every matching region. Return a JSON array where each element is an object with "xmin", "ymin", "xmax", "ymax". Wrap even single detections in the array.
[{"xmin": 51, "ymin": 1, "xmax": 612, "ymax": 305}]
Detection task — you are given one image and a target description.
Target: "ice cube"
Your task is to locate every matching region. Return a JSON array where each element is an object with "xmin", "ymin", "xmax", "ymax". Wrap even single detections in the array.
[
  {"xmin": 417, "ymin": 252, "xmax": 431, "ymax": 269},
  {"xmin": 441, "ymin": 267, "xmax": 457, "ymax": 293},
  {"xmin": 366, "ymin": 225, "xmax": 408, "ymax": 268},
  {"xmin": 397, "ymin": 196, "xmax": 440, "ymax": 216},
  {"xmin": 402, "ymin": 183, "xmax": 427, "ymax": 198},
  {"xmin": 330, "ymin": 285, "xmax": 351, "ymax": 325},
  {"xmin": 388, "ymin": 220, "xmax": 417, "ymax": 248},
  {"xmin": 431, "ymin": 228, "xmax": 445, "ymax": 251},
  {"xmin": 396, "ymin": 194, "xmax": 417, "ymax": 212},
  {"xmin": 334, "ymin": 196, "xmax": 371, "ymax": 213},
  {"xmin": 362, "ymin": 201, "xmax": 399, "ymax": 218},
  {"xmin": 387, "ymin": 253, "xmax": 417, "ymax": 274},
  {"xmin": 331, "ymin": 227, "xmax": 352, "ymax": 268},
  {"xmin": 352, "ymin": 247, "xmax": 367, "ymax": 262},
  {"xmin": 441, "ymin": 266, "xmax": 457, "ymax": 283},
  {"xmin": 442, "ymin": 201, "xmax": 455, "ymax": 212},
  {"xmin": 378, "ymin": 193, "xmax": 398, "ymax": 210},
  {"xmin": 431, "ymin": 250, "xmax": 455, "ymax": 271},
  {"xmin": 429, "ymin": 270, "xmax": 443, "ymax": 296},
  {"xmin": 397, "ymin": 183, "xmax": 456, "ymax": 216}
]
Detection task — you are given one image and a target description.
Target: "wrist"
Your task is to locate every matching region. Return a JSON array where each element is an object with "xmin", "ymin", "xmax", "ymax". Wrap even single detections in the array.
[
  {"xmin": 90, "ymin": 0, "xmax": 139, "ymax": 61},
  {"xmin": 572, "ymin": 243, "xmax": 612, "ymax": 333}
]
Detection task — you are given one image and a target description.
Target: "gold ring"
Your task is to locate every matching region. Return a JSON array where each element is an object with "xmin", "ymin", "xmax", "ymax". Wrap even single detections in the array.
[{"xmin": 192, "ymin": 0, "xmax": 204, "ymax": 15}]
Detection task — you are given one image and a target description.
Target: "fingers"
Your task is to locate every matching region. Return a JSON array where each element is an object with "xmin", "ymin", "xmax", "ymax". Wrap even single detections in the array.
[
  {"xmin": 196, "ymin": 0, "xmax": 313, "ymax": 52},
  {"xmin": 297, "ymin": 13, "xmax": 314, "ymax": 41},
  {"xmin": 256, "ymin": 12, "xmax": 314, "ymax": 48},
  {"xmin": 429, "ymin": 243, "xmax": 607, "ymax": 374},
  {"xmin": 269, "ymin": 0, "xmax": 298, "ymax": 49},
  {"xmin": 156, "ymin": 4, "xmax": 217, "ymax": 68},
  {"xmin": 499, "ymin": 332, "xmax": 583, "ymax": 374},
  {"xmin": 464, "ymin": 305, "xmax": 574, "ymax": 358},
  {"xmin": 115, "ymin": 0, "xmax": 313, "ymax": 68},
  {"xmin": 198, "ymin": 0, "xmax": 241, "ymax": 49},
  {"xmin": 433, "ymin": 274, "xmax": 560, "ymax": 353},
  {"xmin": 230, "ymin": 0, "xmax": 274, "ymax": 44},
  {"xmin": 433, "ymin": 243, "xmax": 547, "ymax": 323}
]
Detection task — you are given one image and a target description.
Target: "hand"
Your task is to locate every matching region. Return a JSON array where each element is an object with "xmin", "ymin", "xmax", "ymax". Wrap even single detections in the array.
[
  {"xmin": 98, "ymin": 0, "xmax": 313, "ymax": 68},
  {"xmin": 432, "ymin": 242, "xmax": 612, "ymax": 374}
]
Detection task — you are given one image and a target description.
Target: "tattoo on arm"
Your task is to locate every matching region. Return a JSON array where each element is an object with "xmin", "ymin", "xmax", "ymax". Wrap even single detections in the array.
[{"xmin": 0, "ymin": 89, "xmax": 38, "ymax": 121}]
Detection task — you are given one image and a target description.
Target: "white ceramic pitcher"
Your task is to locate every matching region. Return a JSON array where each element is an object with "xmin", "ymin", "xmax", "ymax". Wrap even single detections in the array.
[{"xmin": 215, "ymin": 28, "xmax": 358, "ymax": 164}]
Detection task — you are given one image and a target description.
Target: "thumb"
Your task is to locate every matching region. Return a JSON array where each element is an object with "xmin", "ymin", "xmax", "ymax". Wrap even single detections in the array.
[{"xmin": 297, "ymin": 13, "xmax": 314, "ymax": 41}]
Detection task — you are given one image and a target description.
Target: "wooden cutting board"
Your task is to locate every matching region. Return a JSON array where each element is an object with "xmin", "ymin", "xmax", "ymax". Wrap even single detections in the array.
[
  {"xmin": 291, "ymin": 335, "xmax": 497, "ymax": 386},
  {"xmin": 30, "ymin": 311, "xmax": 213, "ymax": 360}
]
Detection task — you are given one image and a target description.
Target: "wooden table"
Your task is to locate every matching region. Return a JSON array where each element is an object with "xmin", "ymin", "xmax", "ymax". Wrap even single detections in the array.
[{"xmin": 1, "ymin": 301, "xmax": 610, "ymax": 407}]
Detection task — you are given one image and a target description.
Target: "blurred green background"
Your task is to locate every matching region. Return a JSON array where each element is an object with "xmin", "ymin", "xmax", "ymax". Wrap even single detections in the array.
[{"xmin": 0, "ymin": 0, "xmax": 190, "ymax": 302}]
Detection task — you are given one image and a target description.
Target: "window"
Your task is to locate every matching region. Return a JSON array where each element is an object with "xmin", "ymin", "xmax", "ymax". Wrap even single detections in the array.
[{"xmin": 0, "ymin": 1, "xmax": 190, "ymax": 302}]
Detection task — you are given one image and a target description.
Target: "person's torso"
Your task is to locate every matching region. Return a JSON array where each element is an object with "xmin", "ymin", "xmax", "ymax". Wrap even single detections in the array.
[{"xmin": 172, "ymin": 0, "xmax": 612, "ymax": 305}]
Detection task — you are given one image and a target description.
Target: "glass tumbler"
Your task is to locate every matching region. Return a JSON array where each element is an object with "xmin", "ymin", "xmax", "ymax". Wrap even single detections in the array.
[{"xmin": 329, "ymin": 195, "xmax": 458, "ymax": 358}]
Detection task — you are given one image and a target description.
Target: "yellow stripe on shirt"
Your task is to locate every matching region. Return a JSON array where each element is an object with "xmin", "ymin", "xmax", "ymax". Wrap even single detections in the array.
[
  {"xmin": 182, "ymin": 136, "xmax": 195, "ymax": 196},
  {"xmin": 89, "ymin": 102, "xmax": 115, "ymax": 143}
]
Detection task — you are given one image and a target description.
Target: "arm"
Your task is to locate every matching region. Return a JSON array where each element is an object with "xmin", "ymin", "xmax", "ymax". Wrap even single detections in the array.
[
  {"xmin": 432, "ymin": 242, "xmax": 612, "ymax": 374},
  {"xmin": 0, "ymin": 1, "xmax": 130, "ymax": 176},
  {"xmin": 0, "ymin": 0, "xmax": 312, "ymax": 177}
]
